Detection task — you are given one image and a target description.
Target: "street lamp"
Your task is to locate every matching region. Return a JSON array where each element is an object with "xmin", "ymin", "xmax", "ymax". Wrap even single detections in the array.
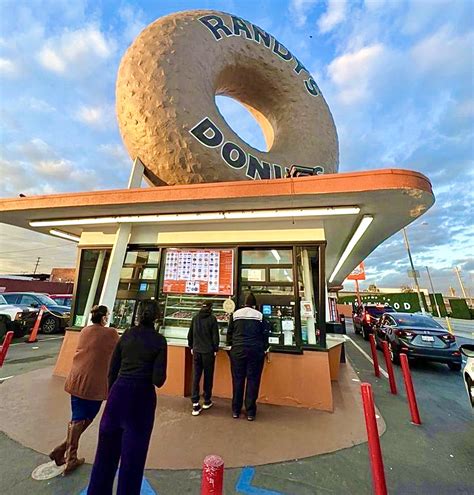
[{"xmin": 402, "ymin": 227, "xmax": 426, "ymax": 314}]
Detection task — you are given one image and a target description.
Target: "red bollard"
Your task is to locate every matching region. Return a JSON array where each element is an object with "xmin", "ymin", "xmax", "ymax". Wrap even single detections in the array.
[
  {"xmin": 201, "ymin": 454, "xmax": 224, "ymax": 495},
  {"xmin": 0, "ymin": 331, "xmax": 14, "ymax": 367},
  {"xmin": 400, "ymin": 354, "xmax": 422, "ymax": 425},
  {"xmin": 361, "ymin": 383, "xmax": 388, "ymax": 495},
  {"xmin": 381, "ymin": 341, "xmax": 397, "ymax": 394},
  {"xmin": 25, "ymin": 305, "xmax": 45, "ymax": 343},
  {"xmin": 369, "ymin": 334, "xmax": 380, "ymax": 377}
]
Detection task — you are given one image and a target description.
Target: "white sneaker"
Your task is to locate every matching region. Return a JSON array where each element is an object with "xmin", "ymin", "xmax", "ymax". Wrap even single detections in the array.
[
  {"xmin": 202, "ymin": 401, "xmax": 213, "ymax": 410},
  {"xmin": 192, "ymin": 403, "xmax": 202, "ymax": 416}
]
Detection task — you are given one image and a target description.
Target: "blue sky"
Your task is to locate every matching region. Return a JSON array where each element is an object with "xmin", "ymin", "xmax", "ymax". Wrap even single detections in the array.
[{"xmin": 0, "ymin": 0, "xmax": 472, "ymax": 295}]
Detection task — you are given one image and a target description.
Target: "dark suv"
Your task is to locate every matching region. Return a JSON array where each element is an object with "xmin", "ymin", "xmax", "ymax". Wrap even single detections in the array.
[
  {"xmin": 2, "ymin": 293, "xmax": 71, "ymax": 334},
  {"xmin": 353, "ymin": 303, "xmax": 395, "ymax": 340}
]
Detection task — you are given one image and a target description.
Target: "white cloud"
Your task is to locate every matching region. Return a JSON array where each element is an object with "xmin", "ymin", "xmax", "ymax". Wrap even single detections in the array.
[
  {"xmin": 411, "ymin": 25, "xmax": 473, "ymax": 77},
  {"xmin": 118, "ymin": 5, "xmax": 147, "ymax": 43},
  {"xmin": 38, "ymin": 47, "xmax": 66, "ymax": 73},
  {"xmin": 0, "ymin": 57, "xmax": 20, "ymax": 77},
  {"xmin": 76, "ymin": 106, "xmax": 103, "ymax": 124},
  {"xmin": 37, "ymin": 26, "xmax": 114, "ymax": 77},
  {"xmin": 98, "ymin": 143, "xmax": 131, "ymax": 167},
  {"xmin": 318, "ymin": 0, "xmax": 348, "ymax": 34},
  {"xmin": 35, "ymin": 159, "xmax": 74, "ymax": 179},
  {"xmin": 289, "ymin": 0, "xmax": 319, "ymax": 27},
  {"xmin": 74, "ymin": 104, "xmax": 114, "ymax": 129},
  {"xmin": 20, "ymin": 96, "xmax": 56, "ymax": 113},
  {"xmin": 327, "ymin": 43, "xmax": 385, "ymax": 104}
]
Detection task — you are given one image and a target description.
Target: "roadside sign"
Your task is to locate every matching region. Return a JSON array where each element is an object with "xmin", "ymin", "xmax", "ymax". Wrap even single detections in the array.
[
  {"xmin": 347, "ymin": 262, "xmax": 366, "ymax": 281},
  {"xmin": 407, "ymin": 270, "xmax": 420, "ymax": 278}
]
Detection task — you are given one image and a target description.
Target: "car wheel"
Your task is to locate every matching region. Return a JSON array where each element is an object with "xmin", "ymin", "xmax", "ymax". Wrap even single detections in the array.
[
  {"xmin": 389, "ymin": 342, "xmax": 400, "ymax": 365},
  {"xmin": 41, "ymin": 316, "xmax": 58, "ymax": 334},
  {"xmin": 448, "ymin": 362, "xmax": 461, "ymax": 372}
]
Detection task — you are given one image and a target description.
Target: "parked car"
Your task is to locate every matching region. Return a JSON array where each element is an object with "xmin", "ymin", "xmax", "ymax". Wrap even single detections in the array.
[
  {"xmin": 353, "ymin": 303, "xmax": 395, "ymax": 340},
  {"xmin": 0, "ymin": 294, "xmax": 39, "ymax": 338},
  {"xmin": 374, "ymin": 312, "xmax": 462, "ymax": 370},
  {"xmin": 2, "ymin": 292, "xmax": 71, "ymax": 334},
  {"xmin": 460, "ymin": 344, "xmax": 474, "ymax": 409},
  {"xmin": 49, "ymin": 294, "xmax": 72, "ymax": 307}
]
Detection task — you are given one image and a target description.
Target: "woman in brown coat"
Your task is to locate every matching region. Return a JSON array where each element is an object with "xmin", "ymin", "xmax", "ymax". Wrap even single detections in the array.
[{"xmin": 49, "ymin": 305, "xmax": 119, "ymax": 474}]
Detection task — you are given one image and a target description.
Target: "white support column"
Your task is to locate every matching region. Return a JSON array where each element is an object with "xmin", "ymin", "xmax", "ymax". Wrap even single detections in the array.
[
  {"xmin": 82, "ymin": 250, "xmax": 105, "ymax": 325},
  {"xmin": 98, "ymin": 158, "xmax": 145, "ymax": 322},
  {"xmin": 302, "ymin": 249, "xmax": 317, "ymax": 345}
]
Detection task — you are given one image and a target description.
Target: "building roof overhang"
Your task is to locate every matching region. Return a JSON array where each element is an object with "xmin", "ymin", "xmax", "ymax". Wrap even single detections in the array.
[{"xmin": 0, "ymin": 168, "xmax": 434, "ymax": 286}]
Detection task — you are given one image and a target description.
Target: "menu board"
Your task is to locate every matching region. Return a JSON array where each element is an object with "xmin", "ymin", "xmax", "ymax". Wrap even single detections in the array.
[{"xmin": 163, "ymin": 248, "xmax": 234, "ymax": 295}]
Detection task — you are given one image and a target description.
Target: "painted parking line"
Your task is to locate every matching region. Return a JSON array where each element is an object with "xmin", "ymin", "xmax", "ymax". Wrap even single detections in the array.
[
  {"xmin": 10, "ymin": 336, "xmax": 64, "ymax": 346},
  {"xmin": 0, "ymin": 375, "xmax": 14, "ymax": 382},
  {"xmin": 344, "ymin": 335, "xmax": 389, "ymax": 379},
  {"xmin": 236, "ymin": 467, "xmax": 284, "ymax": 494}
]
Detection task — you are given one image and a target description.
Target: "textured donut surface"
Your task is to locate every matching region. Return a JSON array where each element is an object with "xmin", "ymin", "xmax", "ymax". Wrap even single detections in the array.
[{"xmin": 116, "ymin": 10, "xmax": 339, "ymax": 185}]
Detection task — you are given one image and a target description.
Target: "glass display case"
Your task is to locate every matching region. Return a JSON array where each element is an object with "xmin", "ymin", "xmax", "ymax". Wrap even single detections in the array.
[{"xmin": 160, "ymin": 294, "xmax": 231, "ymax": 346}]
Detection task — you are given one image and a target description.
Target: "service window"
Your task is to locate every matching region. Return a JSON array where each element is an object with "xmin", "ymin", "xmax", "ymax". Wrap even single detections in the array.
[
  {"xmin": 112, "ymin": 249, "xmax": 162, "ymax": 329},
  {"xmin": 73, "ymin": 249, "xmax": 111, "ymax": 327},
  {"xmin": 239, "ymin": 248, "xmax": 299, "ymax": 351}
]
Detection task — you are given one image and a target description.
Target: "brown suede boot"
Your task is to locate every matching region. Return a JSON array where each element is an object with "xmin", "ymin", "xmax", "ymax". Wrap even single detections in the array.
[
  {"xmin": 63, "ymin": 419, "xmax": 92, "ymax": 475},
  {"xmin": 49, "ymin": 438, "xmax": 67, "ymax": 466}
]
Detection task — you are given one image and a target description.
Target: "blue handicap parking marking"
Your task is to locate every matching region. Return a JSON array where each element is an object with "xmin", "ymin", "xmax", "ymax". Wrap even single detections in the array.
[
  {"xmin": 79, "ymin": 476, "xmax": 157, "ymax": 494},
  {"xmin": 236, "ymin": 467, "xmax": 284, "ymax": 495}
]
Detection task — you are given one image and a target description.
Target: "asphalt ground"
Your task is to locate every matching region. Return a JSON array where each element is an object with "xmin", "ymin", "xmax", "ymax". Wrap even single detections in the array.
[{"xmin": 0, "ymin": 326, "xmax": 473, "ymax": 494}]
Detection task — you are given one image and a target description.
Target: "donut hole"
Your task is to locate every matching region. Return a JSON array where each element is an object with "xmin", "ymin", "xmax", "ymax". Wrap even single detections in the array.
[{"xmin": 215, "ymin": 95, "xmax": 272, "ymax": 153}]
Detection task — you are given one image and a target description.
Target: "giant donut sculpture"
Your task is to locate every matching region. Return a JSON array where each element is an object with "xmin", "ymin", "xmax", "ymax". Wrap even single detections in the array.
[{"xmin": 116, "ymin": 10, "xmax": 339, "ymax": 185}]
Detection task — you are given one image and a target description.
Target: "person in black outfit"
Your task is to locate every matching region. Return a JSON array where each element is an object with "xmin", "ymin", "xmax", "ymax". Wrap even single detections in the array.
[
  {"xmin": 227, "ymin": 293, "xmax": 269, "ymax": 421},
  {"xmin": 87, "ymin": 300, "xmax": 167, "ymax": 495},
  {"xmin": 187, "ymin": 301, "xmax": 219, "ymax": 416}
]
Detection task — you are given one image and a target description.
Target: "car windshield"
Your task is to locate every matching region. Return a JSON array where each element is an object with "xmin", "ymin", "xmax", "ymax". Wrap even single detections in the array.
[
  {"xmin": 393, "ymin": 314, "xmax": 443, "ymax": 329},
  {"xmin": 366, "ymin": 306, "xmax": 393, "ymax": 317},
  {"xmin": 0, "ymin": 294, "xmax": 7, "ymax": 304},
  {"xmin": 36, "ymin": 294, "xmax": 58, "ymax": 306}
]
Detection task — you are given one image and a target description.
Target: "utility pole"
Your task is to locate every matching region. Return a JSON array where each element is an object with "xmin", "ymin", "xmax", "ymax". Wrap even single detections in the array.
[
  {"xmin": 454, "ymin": 266, "xmax": 472, "ymax": 305},
  {"xmin": 425, "ymin": 266, "xmax": 441, "ymax": 317},
  {"xmin": 33, "ymin": 257, "xmax": 41, "ymax": 275},
  {"xmin": 402, "ymin": 228, "xmax": 426, "ymax": 314}
]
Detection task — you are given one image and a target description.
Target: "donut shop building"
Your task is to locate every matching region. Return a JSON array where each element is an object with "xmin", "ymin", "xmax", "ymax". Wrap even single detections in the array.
[{"xmin": 0, "ymin": 168, "xmax": 434, "ymax": 412}]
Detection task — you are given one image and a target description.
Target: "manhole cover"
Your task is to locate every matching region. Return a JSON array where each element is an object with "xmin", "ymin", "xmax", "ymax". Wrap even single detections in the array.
[{"xmin": 32, "ymin": 461, "xmax": 65, "ymax": 480}]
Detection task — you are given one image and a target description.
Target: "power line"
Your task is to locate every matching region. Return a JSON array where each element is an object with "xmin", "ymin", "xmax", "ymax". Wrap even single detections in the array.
[{"xmin": 0, "ymin": 244, "xmax": 73, "ymax": 255}]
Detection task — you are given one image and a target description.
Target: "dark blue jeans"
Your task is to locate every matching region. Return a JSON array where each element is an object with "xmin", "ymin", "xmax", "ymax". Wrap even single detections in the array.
[
  {"xmin": 87, "ymin": 377, "xmax": 156, "ymax": 495},
  {"xmin": 70, "ymin": 395, "xmax": 102, "ymax": 422}
]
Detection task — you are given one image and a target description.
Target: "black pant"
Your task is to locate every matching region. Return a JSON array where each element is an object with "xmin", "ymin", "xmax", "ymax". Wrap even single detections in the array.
[
  {"xmin": 230, "ymin": 346, "xmax": 265, "ymax": 417},
  {"xmin": 191, "ymin": 352, "xmax": 216, "ymax": 403}
]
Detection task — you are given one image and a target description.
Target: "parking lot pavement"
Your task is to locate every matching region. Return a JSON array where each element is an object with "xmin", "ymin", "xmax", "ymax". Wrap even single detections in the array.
[
  {"xmin": 0, "ymin": 335, "xmax": 63, "ymax": 382},
  {"xmin": 1, "ymin": 326, "xmax": 473, "ymax": 494}
]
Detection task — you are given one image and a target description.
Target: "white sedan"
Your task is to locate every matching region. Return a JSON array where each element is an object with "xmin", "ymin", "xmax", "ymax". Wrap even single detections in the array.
[{"xmin": 460, "ymin": 344, "xmax": 474, "ymax": 409}]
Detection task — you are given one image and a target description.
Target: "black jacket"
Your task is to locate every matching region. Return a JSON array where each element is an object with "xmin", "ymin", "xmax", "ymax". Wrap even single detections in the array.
[
  {"xmin": 108, "ymin": 324, "xmax": 167, "ymax": 389},
  {"xmin": 187, "ymin": 308, "xmax": 220, "ymax": 353},
  {"xmin": 226, "ymin": 306, "xmax": 269, "ymax": 350}
]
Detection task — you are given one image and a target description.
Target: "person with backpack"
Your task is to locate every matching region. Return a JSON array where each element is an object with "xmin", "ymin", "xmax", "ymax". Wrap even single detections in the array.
[
  {"xmin": 227, "ymin": 293, "xmax": 269, "ymax": 421},
  {"xmin": 187, "ymin": 301, "xmax": 219, "ymax": 416}
]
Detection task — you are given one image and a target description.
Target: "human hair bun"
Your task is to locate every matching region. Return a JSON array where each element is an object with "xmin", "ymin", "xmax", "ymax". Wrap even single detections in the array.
[{"xmin": 138, "ymin": 300, "xmax": 160, "ymax": 325}]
